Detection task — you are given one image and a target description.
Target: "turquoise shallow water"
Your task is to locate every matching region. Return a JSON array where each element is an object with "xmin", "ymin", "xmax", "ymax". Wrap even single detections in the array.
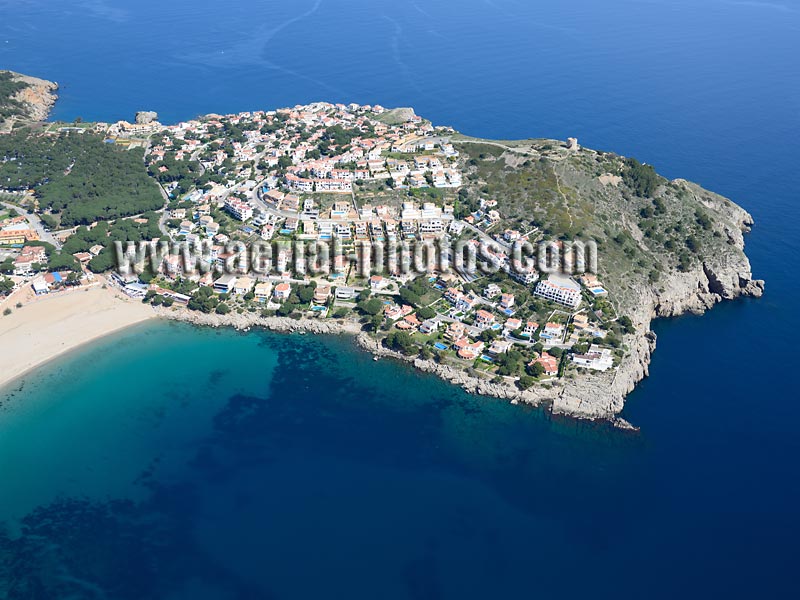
[{"xmin": 1, "ymin": 0, "xmax": 799, "ymax": 597}]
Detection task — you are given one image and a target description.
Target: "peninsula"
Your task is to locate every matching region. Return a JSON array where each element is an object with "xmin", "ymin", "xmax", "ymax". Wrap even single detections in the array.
[{"xmin": 0, "ymin": 72, "xmax": 763, "ymax": 425}]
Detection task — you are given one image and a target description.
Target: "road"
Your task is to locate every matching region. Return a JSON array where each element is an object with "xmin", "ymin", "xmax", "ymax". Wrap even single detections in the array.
[
  {"xmin": 1, "ymin": 201, "xmax": 62, "ymax": 249},
  {"xmin": 461, "ymin": 220, "xmax": 512, "ymax": 252},
  {"xmin": 250, "ymin": 181, "xmax": 306, "ymax": 220}
]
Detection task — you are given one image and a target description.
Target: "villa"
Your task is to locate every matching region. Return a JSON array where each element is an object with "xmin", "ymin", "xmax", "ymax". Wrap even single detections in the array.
[
  {"xmin": 273, "ymin": 282, "xmax": 291, "ymax": 301},
  {"xmin": 254, "ymin": 282, "xmax": 273, "ymax": 302},
  {"xmin": 233, "ymin": 277, "xmax": 254, "ymax": 295},
  {"xmin": 571, "ymin": 345, "xmax": 614, "ymax": 371},
  {"xmin": 475, "ymin": 309, "xmax": 496, "ymax": 329},
  {"xmin": 531, "ymin": 353, "xmax": 559, "ymax": 376},
  {"xmin": 213, "ymin": 274, "xmax": 237, "ymax": 294}
]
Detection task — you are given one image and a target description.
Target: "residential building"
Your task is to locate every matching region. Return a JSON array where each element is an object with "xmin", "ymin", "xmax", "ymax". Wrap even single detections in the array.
[
  {"xmin": 571, "ymin": 345, "xmax": 614, "ymax": 371},
  {"xmin": 499, "ymin": 293, "xmax": 515, "ymax": 309},
  {"xmin": 484, "ymin": 283, "xmax": 501, "ymax": 299},
  {"xmin": 254, "ymin": 281, "xmax": 273, "ymax": 303},
  {"xmin": 273, "ymin": 282, "xmax": 291, "ymax": 301},
  {"xmin": 213, "ymin": 274, "xmax": 237, "ymax": 294},
  {"xmin": 534, "ymin": 275, "xmax": 581, "ymax": 308},
  {"xmin": 475, "ymin": 309, "xmax": 496, "ymax": 329},
  {"xmin": 531, "ymin": 353, "xmax": 559, "ymax": 376}
]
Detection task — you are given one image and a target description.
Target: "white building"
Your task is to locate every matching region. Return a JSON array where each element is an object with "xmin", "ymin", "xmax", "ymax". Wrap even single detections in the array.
[
  {"xmin": 571, "ymin": 345, "xmax": 614, "ymax": 371},
  {"xmin": 534, "ymin": 275, "xmax": 581, "ymax": 308}
]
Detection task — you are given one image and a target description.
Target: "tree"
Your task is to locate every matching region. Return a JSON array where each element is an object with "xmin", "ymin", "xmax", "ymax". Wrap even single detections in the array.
[
  {"xmin": 417, "ymin": 306, "xmax": 436, "ymax": 320},
  {"xmin": 369, "ymin": 313, "xmax": 384, "ymax": 332},
  {"xmin": 0, "ymin": 276, "xmax": 13, "ymax": 295},
  {"xmin": 399, "ymin": 286, "xmax": 421, "ymax": 307},
  {"xmin": 618, "ymin": 315, "xmax": 635, "ymax": 335},
  {"xmin": 480, "ymin": 328, "xmax": 499, "ymax": 343},
  {"xmin": 385, "ymin": 330, "xmax": 416, "ymax": 355},
  {"xmin": 216, "ymin": 302, "xmax": 230, "ymax": 315},
  {"xmin": 527, "ymin": 361, "xmax": 546, "ymax": 378},
  {"xmin": 277, "ymin": 302, "xmax": 296, "ymax": 316},
  {"xmin": 548, "ymin": 347, "xmax": 563, "ymax": 359},
  {"xmin": 621, "ymin": 157, "xmax": 661, "ymax": 198},
  {"xmin": 517, "ymin": 375, "xmax": 536, "ymax": 390},
  {"xmin": 296, "ymin": 284, "xmax": 315, "ymax": 304},
  {"xmin": 572, "ymin": 342, "xmax": 589, "ymax": 355},
  {"xmin": 358, "ymin": 297, "xmax": 384, "ymax": 316}
]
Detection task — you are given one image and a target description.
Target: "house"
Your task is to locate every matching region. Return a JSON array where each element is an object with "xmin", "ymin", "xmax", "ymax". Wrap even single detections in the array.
[
  {"xmin": 510, "ymin": 264, "xmax": 538, "ymax": 286},
  {"xmin": 397, "ymin": 313, "xmax": 421, "ymax": 330},
  {"xmin": 541, "ymin": 322, "xmax": 564, "ymax": 346},
  {"xmin": 419, "ymin": 319, "xmax": 439, "ymax": 334},
  {"xmin": 499, "ymin": 293, "xmax": 515, "ymax": 309},
  {"xmin": 254, "ymin": 282, "xmax": 273, "ymax": 303},
  {"xmin": 334, "ymin": 286, "xmax": 357, "ymax": 300},
  {"xmin": 504, "ymin": 318, "xmax": 522, "ymax": 334},
  {"xmin": 385, "ymin": 304, "xmax": 413, "ymax": 321},
  {"xmin": 488, "ymin": 339, "xmax": 513, "ymax": 356},
  {"xmin": 213, "ymin": 274, "xmax": 237, "ymax": 294},
  {"xmin": 571, "ymin": 345, "xmax": 614, "ymax": 371},
  {"xmin": 233, "ymin": 276, "xmax": 254, "ymax": 295},
  {"xmin": 31, "ymin": 277, "xmax": 49, "ymax": 295},
  {"xmin": 484, "ymin": 283, "xmax": 501, "ymax": 299},
  {"xmin": 273, "ymin": 282, "xmax": 291, "ymax": 301},
  {"xmin": 531, "ymin": 353, "xmax": 559, "ymax": 376},
  {"xmin": 475, "ymin": 309, "xmax": 496, "ymax": 329},
  {"xmin": 444, "ymin": 287, "xmax": 463, "ymax": 305},
  {"xmin": 455, "ymin": 339, "xmax": 485, "ymax": 360},
  {"xmin": 445, "ymin": 321, "xmax": 466, "ymax": 342},
  {"xmin": 370, "ymin": 275, "xmax": 388, "ymax": 291},
  {"xmin": 572, "ymin": 314, "xmax": 589, "ymax": 330},
  {"xmin": 523, "ymin": 321, "xmax": 539, "ymax": 337},
  {"xmin": 313, "ymin": 285, "xmax": 331, "ymax": 304},
  {"xmin": 224, "ymin": 198, "xmax": 254, "ymax": 221}
]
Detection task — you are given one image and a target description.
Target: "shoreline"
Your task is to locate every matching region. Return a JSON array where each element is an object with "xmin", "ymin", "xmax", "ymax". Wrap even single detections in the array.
[
  {"xmin": 0, "ymin": 285, "xmax": 156, "ymax": 392},
  {"xmin": 0, "ymin": 251, "xmax": 760, "ymax": 426}
]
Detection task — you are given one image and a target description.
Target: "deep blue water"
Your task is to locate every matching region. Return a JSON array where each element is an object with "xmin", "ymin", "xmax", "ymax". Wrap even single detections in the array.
[{"xmin": 1, "ymin": 0, "xmax": 799, "ymax": 597}]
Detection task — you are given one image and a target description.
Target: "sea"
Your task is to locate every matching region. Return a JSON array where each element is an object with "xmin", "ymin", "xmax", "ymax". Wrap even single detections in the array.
[{"xmin": 1, "ymin": 0, "xmax": 798, "ymax": 598}]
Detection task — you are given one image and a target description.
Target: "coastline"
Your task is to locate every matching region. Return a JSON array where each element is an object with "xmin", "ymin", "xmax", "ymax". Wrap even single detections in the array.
[{"xmin": 0, "ymin": 285, "xmax": 155, "ymax": 392}]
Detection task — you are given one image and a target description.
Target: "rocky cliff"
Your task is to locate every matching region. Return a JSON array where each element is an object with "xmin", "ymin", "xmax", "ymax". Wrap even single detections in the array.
[{"xmin": 0, "ymin": 70, "xmax": 58, "ymax": 126}]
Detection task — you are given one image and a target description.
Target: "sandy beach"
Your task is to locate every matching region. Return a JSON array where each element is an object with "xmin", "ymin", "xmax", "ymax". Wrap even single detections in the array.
[{"xmin": 0, "ymin": 282, "xmax": 156, "ymax": 389}]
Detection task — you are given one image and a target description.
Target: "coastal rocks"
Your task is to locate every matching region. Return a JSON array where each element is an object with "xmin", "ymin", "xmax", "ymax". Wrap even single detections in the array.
[
  {"xmin": 135, "ymin": 111, "xmax": 159, "ymax": 124},
  {"xmin": 155, "ymin": 306, "xmax": 362, "ymax": 336},
  {"xmin": 1, "ymin": 71, "xmax": 58, "ymax": 124},
  {"xmin": 376, "ymin": 107, "xmax": 417, "ymax": 125}
]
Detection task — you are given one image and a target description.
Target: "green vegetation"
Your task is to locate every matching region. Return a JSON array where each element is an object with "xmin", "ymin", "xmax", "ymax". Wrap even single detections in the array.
[
  {"xmin": 0, "ymin": 276, "xmax": 13, "ymax": 295},
  {"xmin": 61, "ymin": 213, "xmax": 162, "ymax": 272},
  {"xmin": 0, "ymin": 71, "xmax": 27, "ymax": 119},
  {"xmin": 384, "ymin": 330, "xmax": 417, "ymax": 355},
  {"xmin": 0, "ymin": 131, "xmax": 162, "ymax": 226},
  {"xmin": 188, "ymin": 286, "xmax": 221, "ymax": 313},
  {"xmin": 621, "ymin": 158, "xmax": 661, "ymax": 198},
  {"xmin": 148, "ymin": 153, "xmax": 203, "ymax": 197}
]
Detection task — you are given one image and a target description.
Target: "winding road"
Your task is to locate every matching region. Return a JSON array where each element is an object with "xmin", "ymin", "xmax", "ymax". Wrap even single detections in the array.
[{"xmin": 1, "ymin": 201, "xmax": 62, "ymax": 249}]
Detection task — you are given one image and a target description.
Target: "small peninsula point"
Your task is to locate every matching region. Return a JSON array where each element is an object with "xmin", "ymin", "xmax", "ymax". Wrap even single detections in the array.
[{"xmin": 0, "ymin": 73, "xmax": 763, "ymax": 424}]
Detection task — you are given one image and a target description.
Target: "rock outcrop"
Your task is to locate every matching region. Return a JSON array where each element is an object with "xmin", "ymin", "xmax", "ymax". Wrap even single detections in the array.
[
  {"xmin": 135, "ymin": 111, "xmax": 159, "ymax": 124},
  {"xmin": 1, "ymin": 71, "xmax": 58, "ymax": 123}
]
